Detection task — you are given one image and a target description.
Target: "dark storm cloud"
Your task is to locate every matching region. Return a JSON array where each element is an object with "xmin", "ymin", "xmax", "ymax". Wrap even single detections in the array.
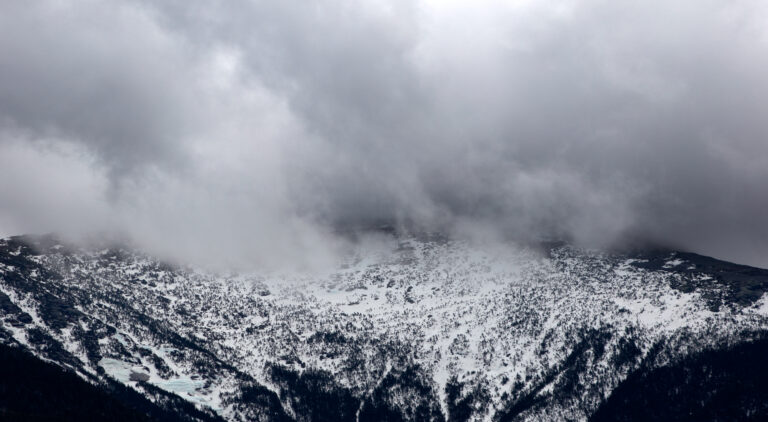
[{"xmin": 1, "ymin": 0, "xmax": 767, "ymax": 268}]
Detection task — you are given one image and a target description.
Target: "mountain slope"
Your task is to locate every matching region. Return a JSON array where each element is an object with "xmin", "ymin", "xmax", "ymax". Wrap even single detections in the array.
[{"xmin": 1, "ymin": 233, "xmax": 768, "ymax": 421}]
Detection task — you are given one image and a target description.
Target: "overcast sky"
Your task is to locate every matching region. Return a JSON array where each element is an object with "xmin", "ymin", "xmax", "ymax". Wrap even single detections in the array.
[{"xmin": 1, "ymin": 0, "xmax": 767, "ymax": 268}]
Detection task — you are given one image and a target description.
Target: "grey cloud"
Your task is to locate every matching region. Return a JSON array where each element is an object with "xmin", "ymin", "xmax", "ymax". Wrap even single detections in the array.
[
  {"xmin": 0, "ymin": 1, "xmax": 199, "ymax": 174},
  {"xmin": 1, "ymin": 0, "xmax": 767, "ymax": 268}
]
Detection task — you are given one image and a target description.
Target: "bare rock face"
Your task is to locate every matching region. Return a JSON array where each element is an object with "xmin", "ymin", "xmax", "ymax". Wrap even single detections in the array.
[{"xmin": 2, "ymin": 233, "xmax": 768, "ymax": 421}]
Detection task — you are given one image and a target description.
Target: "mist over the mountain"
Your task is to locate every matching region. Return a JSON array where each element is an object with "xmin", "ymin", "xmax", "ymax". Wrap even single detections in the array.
[{"xmin": 1, "ymin": 0, "xmax": 768, "ymax": 269}]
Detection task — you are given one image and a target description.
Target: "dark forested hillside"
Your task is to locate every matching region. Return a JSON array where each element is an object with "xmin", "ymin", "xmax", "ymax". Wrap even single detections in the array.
[
  {"xmin": 591, "ymin": 335, "xmax": 768, "ymax": 422},
  {"xmin": 0, "ymin": 342, "xmax": 223, "ymax": 422}
]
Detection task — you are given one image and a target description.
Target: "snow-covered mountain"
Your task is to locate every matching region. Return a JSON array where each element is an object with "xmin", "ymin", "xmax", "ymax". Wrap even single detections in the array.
[{"xmin": 2, "ymin": 232, "xmax": 768, "ymax": 421}]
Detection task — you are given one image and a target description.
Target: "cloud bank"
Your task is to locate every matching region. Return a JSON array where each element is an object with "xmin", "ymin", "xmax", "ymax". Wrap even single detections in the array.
[{"xmin": 1, "ymin": 0, "xmax": 767, "ymax": 268}]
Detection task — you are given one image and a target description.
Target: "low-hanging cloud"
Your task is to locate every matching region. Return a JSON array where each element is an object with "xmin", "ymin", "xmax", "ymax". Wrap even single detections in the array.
[{"xmin": 1, "ymin": 0, "xmax": 767, "ymax": 268}]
